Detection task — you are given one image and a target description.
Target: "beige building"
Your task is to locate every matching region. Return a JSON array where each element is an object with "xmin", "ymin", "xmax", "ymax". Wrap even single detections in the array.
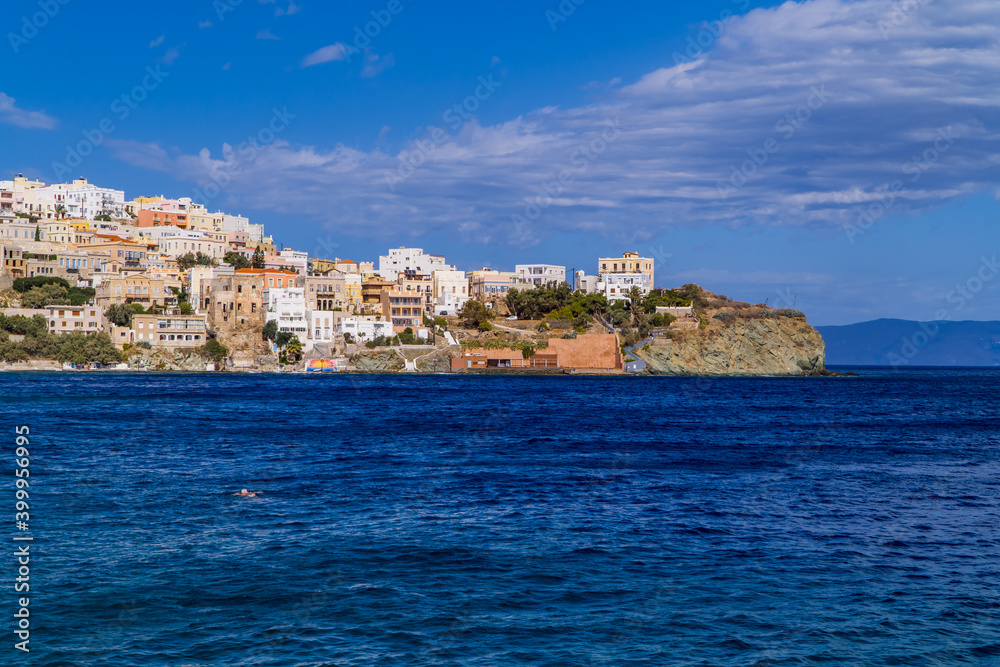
[
  {"xmin": 45, "ymin": 305, "xmax": 104, "ymax": 334},
  {"xmin": 95, "ymin": 275, "xmax": 179, "ymax": 310},
  {"xmin": 305, "ymin": 274, "xmax": 350, "ymax": 312},
  {"xmin": 469, "ymin": 269, "xmax": 517, "ymax": 303},
  {"xmin": 397, "ymin": 273, "xmax": 434, "ymax": 314},
  {"xmin": 188, "ymin": 265, "xmax": 235, "ymax": 313},
  {"xmin": 39, "ymin": 220, "xmax": 72, "ymax": 244},
  {"xmin": 131, "ymin": 314, "xmax": 208, "ymax": 348},
  {"xmin": 0, "ymin": 220, "xmax": 38, "ymax": 243},
  {"xmin": 203, "ymin": 271, "xmax": 273, "ymax": 329},
  {"xmin": 381, "ymin": 285, "xmax": 425, "ymax": 331},
  {"xmin": 25, "ymin": 255, "xmax": 65, "ymax": 279}
]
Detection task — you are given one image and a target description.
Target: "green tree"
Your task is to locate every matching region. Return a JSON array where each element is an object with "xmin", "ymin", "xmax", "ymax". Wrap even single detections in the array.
[
  {"xmin": 251, "ymin": 246, "xmax": 265, "ymax": 269},
  {"xmin": 104, "ymin": 303, "xmax": 135, "ymax": 327},
  {"xmin": 458, "ymin": 299, "xmax": 491, "ymax": 329},
  {"xmin": 34, "ymin": 225, "xmax": 41, "ymax": 241},
  {"xmin": 12, "ymin": 277, "xmax": 70, "ymax": 293},
  {"xmin": 224, "ymin": 251, "xmax": 251, "ymax": 270},
  {"xmin": 199, "ymin": 339, "xmax": 229, "ymax": 363},
  {"xmin": 94, "ymin": 214, "xmax": 112, "ymax": 222},
  {"xmin": 0, "ymin": 314, "xmax": 45, "ymax": 336},
  {"xmin": 177, "ymin": 252, "xmax": 215, "ymax": 271},
  {"xmin": 262, "ymin": 320, "xmax": 278, "ymax": 342},
  {"xmin": 22, "ymin": 284, "xmax": 73, "ymax": 308},
  {"xmin": 274, "ymin": 331, "xmax": 293, "ymax": 348},
  {"xmin": 285, "ymin": 336, "xmax": 303, "ymax": 362}
]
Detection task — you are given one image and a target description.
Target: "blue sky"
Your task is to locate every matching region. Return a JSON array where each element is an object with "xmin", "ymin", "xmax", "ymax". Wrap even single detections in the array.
[{"xmin": 1, "ymin": 0, "xmax": 998, "ymax": 325}]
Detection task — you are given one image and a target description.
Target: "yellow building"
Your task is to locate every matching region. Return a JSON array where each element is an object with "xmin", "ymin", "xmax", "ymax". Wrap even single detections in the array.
[
  {"xmin": 188, "ymin": 210, "xmax": 226, "ymax": 233},
  {"xmin": 598, "ymin": 252, "xmax": 655, "ymax": 287},
  {"xmin": 311, "ymin": 258, "xmax": 338, "ymax": 275}
]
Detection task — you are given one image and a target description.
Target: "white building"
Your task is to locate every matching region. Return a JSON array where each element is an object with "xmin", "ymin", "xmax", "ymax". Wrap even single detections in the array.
[
  {"xmin": 220, "ymin": 214, "xmax": 264, "ymax": 244},
  {"xmin": 277, "ymin": 249, "xmax": 309, "ymax": 276},
  {"xmin": 336, "ymin": 316, "xmax": 394, "ymax": 342},
  {"xmin": 307, "ymin": 310, "xmax": 336, "ymax": 349},
  {"xmin": 574, "ymin": 270, "xmax": 601, "ymax": 294},
  {"xmin": 432, "ymin": 270, "xmax": 469, "ymax": 316},
  {"xmin": 141, "ymin": 226, "xmax": 228, "ymax": 260},
  {"xmin": 34, "ymin": 178, "xmax": 126, "ymax": 220},
  {"xmin": 597, "ymin": 273, "xmax": 652, "ymax": 303},
  {"xmin": 378, "ymin": 247, "xmax": 456, "ymax": 281},
  {"xmin": 515, "ymin": 264, "xmax": 566, "ymax": 287},
  {"xmin": 265, "ymin": 287, "xmax": 308, "ymax": 337}
]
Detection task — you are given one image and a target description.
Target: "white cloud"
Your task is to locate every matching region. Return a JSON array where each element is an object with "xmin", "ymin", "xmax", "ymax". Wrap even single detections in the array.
[
  {"xmin": 257, "ymin": 28, "xmax": 280, "ymax": 41},
  {"xmin": 0, "ymin": 93, "xmax": 57, "ymax": 130},
  {"xmin": 361, "ymin": 50, "xmax": 394, "ymax": 78},
  {"xmin": 111, "ymin": 0, "xmax": 1000, "ymax": 247},
  {"xmin": 149, "ymin": 35, "xmax": 165, "ymax": 48},
  {"xmin": 198, "ymin": 20, "xmax": 214, "ymax": 29},
  {"xmin": 159, "ymin": 44, "xmax": 185, "ymax": 65},
  {"xmin": 662, "ymin": 269, "xmax": 835, "ymax": 286},
  {"xmin": 300, "ymin": 43, "xmax": 350, "ymax": 68},
  {"xmin": 276, "ymin": 1, "xmax": 301, "ymax": 16}
]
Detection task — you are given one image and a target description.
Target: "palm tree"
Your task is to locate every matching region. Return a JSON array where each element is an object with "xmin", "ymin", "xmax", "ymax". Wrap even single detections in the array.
[
  {"xmin": 286, "ymin": 336, "xmax": 303, "ymax": 362},
  {"xmin": 54, "ymin": 204, "xmax": 67, "ymax": 220}
]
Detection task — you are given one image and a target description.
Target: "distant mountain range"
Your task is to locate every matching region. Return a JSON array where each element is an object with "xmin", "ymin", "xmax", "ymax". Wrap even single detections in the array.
[{"xmin": 816, "ymin": 319, "xmax": 1000, "ymax": 367}]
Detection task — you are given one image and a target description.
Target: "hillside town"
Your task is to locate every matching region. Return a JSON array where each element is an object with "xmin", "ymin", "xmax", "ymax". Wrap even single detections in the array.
[{"xmin": 0, "ymin": 174, "xmax": 754, "ymax": 374}]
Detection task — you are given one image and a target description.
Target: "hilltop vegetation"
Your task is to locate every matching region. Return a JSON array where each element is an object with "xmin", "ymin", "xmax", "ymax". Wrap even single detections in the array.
[{"xmin": 11, "ymin": 277, "xmax": 95, "ymax": 308}]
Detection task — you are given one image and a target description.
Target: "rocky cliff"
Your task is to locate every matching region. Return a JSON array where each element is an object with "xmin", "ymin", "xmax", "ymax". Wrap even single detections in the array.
[
  {"xmin": 634, "ymin": 316, "xmax": 827, "ymax": 376},
  {"xmin": 350, "ymin": 350, "xmax": 406, "ymax": 372}
]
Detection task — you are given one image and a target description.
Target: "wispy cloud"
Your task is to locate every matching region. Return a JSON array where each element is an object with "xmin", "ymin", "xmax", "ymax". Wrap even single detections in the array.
[
  {"xmin": 300, "ymin": 43, "xmax": 350, "ymax": 68},
  {"xmin": 149, "ymin": 35, "xmax": 166, "ymax": 48},
  {"xmin": 198, "ymin": 20, "xmax": 214, "ymax": 29},
  {"xmin": 0, "ymin": 93, "xmax": 57, "ymax": 130},
  {"xmin": 361, "ymin": 50, "xmax": 395, "ymax": 78},
  {"xmin": 159, "ymin": 44, "xmax": 185, "ymax": 65},
  {"xmin": 111, "ymin": 0, "xmax": 1000, "ymax": 247},
  {"xmin": 256, "ymin": 28, "xmax": 280, "ymax": 41},
  {"xmin": 275, "ymin": 1, "xmax": 301, "ymax": 16}
]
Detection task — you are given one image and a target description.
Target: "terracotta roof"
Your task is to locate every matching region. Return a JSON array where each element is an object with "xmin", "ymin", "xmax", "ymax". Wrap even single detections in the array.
[{"xmin": 234, "ymin": 268, "xmax": 298, "ymax": 276}]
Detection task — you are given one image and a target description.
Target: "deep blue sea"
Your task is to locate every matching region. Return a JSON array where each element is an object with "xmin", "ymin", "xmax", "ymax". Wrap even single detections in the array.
[{"xmin": 3, "ymin": 368, "xmax": 1000, "ymax": 666}]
